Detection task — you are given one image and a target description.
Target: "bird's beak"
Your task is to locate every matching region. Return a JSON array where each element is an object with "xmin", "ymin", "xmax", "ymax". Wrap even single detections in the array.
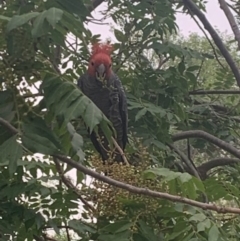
[{"xmin": 96, "ymin": 64, "xmax": 106, "ymax": 83}]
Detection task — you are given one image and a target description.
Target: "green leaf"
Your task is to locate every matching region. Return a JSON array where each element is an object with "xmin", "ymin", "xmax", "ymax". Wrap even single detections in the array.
[
  {"xmin": 56, "ymin": 0, "xmax": 88, "ymax": 17},
  {"xmin": 0, "ymin": 182, "xmax": 26, "ymax": 199},
  {"xmin": 197, "ymin": 219, "xmax": 211, "ymax": 232},
  {"xmin": 0, "ymin": 135, "xmax": 22, "ymax": 176},
  {"xmin": 31, "ymin": 7, "xmax": 63, "ymax": 38},
  {"xmin": 0, "ymin": 15, "xmax": 11, "ymax": 21},
  {"xmin": 178, "ymin": 60, "xmax": 185, "ymax": 75},
  {"xmin": 0, "ymin": 92, "xmax": 15, "ymax": 125},
  {"xmin": 22, "ymin": 117, "xmax": 61, "ymax": 155},
  {"xmin": 208, "ymin": 225, "xmax": 220, "ymax": 241},
  {"xmin": 118, "ymin": 197, "xmax": 145, "ymax": 210},
  {"xmin": 31, "ymin": 11, "xmax": 50, "ymax": 38},
  {"xmin": 151, "ymin": 42, "xmax": 168, "ymax": 54},
  {"xmin": 185, "ymin": 71, "xmax": 196, "ymax": 83},
  {"xmin": 45, "ymin": 8, "xmax": 63, "ymax": 28},
  {"xmin": 167, "ymin": 225, "xmax": 191, "ymax": 240},
  {"xmin": 178, "ymin": 172, "xmax": 192, "ymax": 183},
  {"xmin": 143, "ymin": 168, "xmax": 182, "ymax": 182},
  {"xmin": 51, "ymin": 29, "xmax": 66, "ymax": 46},
  {"xmin": 135, "ymin": 108, "xmax": 147, "ymax": 121},
  {"xmin": 67, "ymin": 123, "xmax": 85, "ymax": 161},
  {"xmin": 98, "ymin": 233, "xmax": 130, "ymax": 241},
  {"xmin": 84, "ymin": 101, "xmax": 105, "ymax": 133},
  {"xmin": 114, "ymin": 29, "xmax": 125, "ymax": 42},
  {"xmin": 187, "ymin": 65, "xmax": 200, "ymax": 72},
  {"xmin": 151, "ymin": 140, "xmax": 167, "ymax": 150},
  {"xmin": 7, "ymin": 12, "xmax": 40, "ymax": 32},
  {"xmin": 101, "ymin": 220, "xmax": 132, "ymax": 234},
  {"xmin": 25, "ymin": 218, "xmax": 35, "ymax": 231},
  {"xmin": 189, "ymin": 213, "xmax": 206, "ymax": 222},
  {"xmin": 41, "ymin": 75, "xmax": 114, "ymax": 144},
  {"xmin": 68, "ymin": 219, "xmax": 96, "ymax": 235},
  {"xmin": 138, "ymin": 220, "xmax": 159, "ymax": 241}
]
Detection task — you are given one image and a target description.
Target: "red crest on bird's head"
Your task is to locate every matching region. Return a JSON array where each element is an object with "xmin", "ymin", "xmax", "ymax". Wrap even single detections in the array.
[
  {"xmin": 91, "ymin": 43, "xmax": 113, "ymax": 58},
  {"xmin": 88, "ymin": 43, "xmax": 114, "ymax": 81}
]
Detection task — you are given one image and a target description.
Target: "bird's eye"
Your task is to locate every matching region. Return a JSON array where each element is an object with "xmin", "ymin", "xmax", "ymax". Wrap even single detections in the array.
[
  {"xmin": 91, "ymin": 62, "xmax": 94, "ymax": 66},
  {"xmin": 109, "ymin": 64, "xmax": 112, "ymax": 68}
]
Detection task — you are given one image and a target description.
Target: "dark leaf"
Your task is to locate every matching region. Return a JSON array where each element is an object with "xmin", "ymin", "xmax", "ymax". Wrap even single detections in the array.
[
  {"xmin": 22, "ymin": 117, "xmax": 61, "ymax": 155},
  {"xmin": 0, "ymin": 135, "xmax": 22, "ymax": 176},
  {"xmin": 7, "ymin": 12, "xmax": 39, "ymax": 32}
]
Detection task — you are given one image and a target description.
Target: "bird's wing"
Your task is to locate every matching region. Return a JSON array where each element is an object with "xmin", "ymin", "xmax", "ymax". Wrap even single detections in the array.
[
  {"xmin": 77, "ymin": 73, "xmax": 109, "ymax": 160},
  {"xmin": 114, "ymin": 74, "xmax": 128, "ymax": 150},
  {"xmin": 77, "ymin": 73, "xmax": 86, "ymax": 91}
]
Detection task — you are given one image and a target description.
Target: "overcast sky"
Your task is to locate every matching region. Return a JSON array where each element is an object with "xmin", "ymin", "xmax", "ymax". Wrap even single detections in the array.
[{"xmin": 87, "ymin": 0, "xmax": 232, "ymax": 41}]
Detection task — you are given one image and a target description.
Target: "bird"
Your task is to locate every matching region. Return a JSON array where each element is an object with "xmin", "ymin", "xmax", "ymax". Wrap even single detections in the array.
[{"xmin": 77, "ymin": 43, "xmax": 128, "ymax": 163}]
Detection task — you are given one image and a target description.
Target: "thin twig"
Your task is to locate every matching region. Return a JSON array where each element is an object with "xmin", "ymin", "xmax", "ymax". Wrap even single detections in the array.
[
  {"xmin": 66, "ymin": 225, "xmax": 71, "ymax": 241},
  {"xmin": 0, "ymin": 117, "xmax": 18, "ymax": 134},
  {"xmin": 22, "ymin": 93, "xmax": 43, "ymax": 98},
  {"xmin": 157, "ymin": 56, "xmax": 171, "ymax": 69},
  {"xmin": 167, "ymin": 143, "xmax": 200, "ymax": 179},
  {"xmin": 111, "ymin": 137, "xmax": 129, "ymax": 165},
  {"xmin": 52, "ymin": 45, "xmax": 61, "ymax": 74},
  {"xmin": 195, "ymin": 60, "xmax": 204, "ymax": 83},
  {"xmin": 65, "ymin": 39, "xmax": 88, "ymax": 62},
  {"xmin": 189, "ymin": 89, "xmax": 240, "ymax": 95}
]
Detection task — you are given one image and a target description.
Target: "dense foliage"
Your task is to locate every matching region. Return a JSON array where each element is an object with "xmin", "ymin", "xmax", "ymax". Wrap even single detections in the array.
[{"xmin": 1, "ymin": 0, "xmax": 240, "ymax": 240}]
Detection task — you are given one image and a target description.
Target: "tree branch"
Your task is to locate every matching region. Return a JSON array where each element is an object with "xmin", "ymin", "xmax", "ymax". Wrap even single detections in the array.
[
  {"xmin": 167, "ymin": 143, "xmax": 200, "ymax": 179},
  {"xmin": 157, "ymin": 56, "xmax": 171, "ymax": 69},
  {"xmin": 187, "ymin": 9, "xmax": 226, "ymax": 70},
  {"xmin": 189, "ymin": 89, "xmax": 240, "ymax": 95},
  {"xmin": 55, "ymin": 154, "xmax": 240, "ymax": 215},
  {"xmin": 66, "ymin": 225, "xmax": 71, "ymax": 241},
  {"xmin": 197, "ymin": 157, "xmax": 240, "ymax": 179},
  {"xmin": 219, "ymin": 0, "xmax": 240, "ymax": 50},
  {"xmin": 111, "ymin": 137, "xmax": 129, "ymax": 165},
  {"xmin": 189, "ymin": 98, "xmax": 236, "ymax": 115},
  {"xmin": 172, "ymin": 130, "xmax": 240, "ymax": 159},
  {"xmin": 22, "ymin": 93, "xmax": 43, "ymax": 99},
  {"xmin": 0, "ymin": 117, "xmax": 18, "ymax": 134},
  {"xmin": 3, "ymin": 116, "xmax": 240, "ymax": 214},
  {"xmin": 182, "ymin": 0, "xmax": 240, "ymax": 87}
]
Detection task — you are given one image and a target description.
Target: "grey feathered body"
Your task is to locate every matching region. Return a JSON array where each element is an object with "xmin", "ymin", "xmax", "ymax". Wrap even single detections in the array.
[{"xmin": 77, "ymin": 72, "xmax": 128, "ymax": 163}]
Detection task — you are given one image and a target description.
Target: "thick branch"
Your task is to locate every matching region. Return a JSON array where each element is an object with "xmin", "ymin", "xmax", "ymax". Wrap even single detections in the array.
[
  {"xmin": 172, "ymin": 130, "xmax": 240, "ymax": 159},
  {"xmin": 219, "ymin": 0, "xmax": 240, "ymax": 50},
  {"xmin": 188, "ymin": 10, "xmax": 226, "ymax": 69},
  {"xmin": 182, "ymin": 0, "xmax": 240, "ymax": 87},
  {"xmin": 167, "ymin": 143, "xmax": 200, "ymax": 178},
  {"xmin": 55, "ymin": 154, "xmax": 240, "ymax": 215},
  {"xmin": 197, "ymin": 157, "xmax": 240, "ymax": 179},
  {"xmin": 189, "ymin": 89, "xmax": 240, "ymax": 95}
]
